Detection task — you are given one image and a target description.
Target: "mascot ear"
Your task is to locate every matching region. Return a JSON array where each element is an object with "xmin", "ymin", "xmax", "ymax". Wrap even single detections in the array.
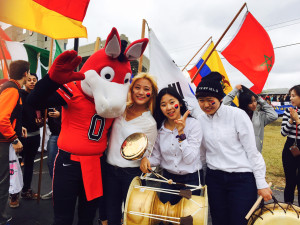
[
  {"xmin": 124, "ymin": 38, "xmax": 149, "ymax": 61},
  {"xmin": 105, "ymin": 27, "xmax": 121, "ymax": 58}
]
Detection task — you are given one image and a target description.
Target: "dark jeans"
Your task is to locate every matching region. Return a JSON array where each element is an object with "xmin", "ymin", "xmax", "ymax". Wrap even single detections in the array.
[
  {"xmin": 53, "ymin": 150, "xmax": 99, "ymax": 225},
  {"xmin": 282, "ymin": 137, "xmax": 300, "ymax": 205},
  {"xmin": 0, "ymin": 142, "xmax": 10, "ymax": 224},
  {"xmin": 47, "ymin": 135, "xmax": 59, "ymax": 179},
  {"xmin": 160, "ymin": 169, "xmax": 203, "ymax": 205},
  {"xmin": 20, "ymin": 135, "xmax": 40, "ymax": 192},
  {"xmin": 98, "ymin": 155, "xmax": 107, "ymax": 222},
  {"xmin": 104, "ymin": 163, "xmax": 141, "ymax": 225},
  {"xmin": 206, "ymin": 168, "xmax": 257, "ymax": 225}
]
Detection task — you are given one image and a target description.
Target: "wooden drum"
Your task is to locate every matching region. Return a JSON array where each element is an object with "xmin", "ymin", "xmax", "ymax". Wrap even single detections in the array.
[
  {"xmin": 248, "ymin": 202, "xmax": 300, "ymax": 225},
  {"xmin": 124, "ymin": 177, "xmax": 208, "ymax": 225}
]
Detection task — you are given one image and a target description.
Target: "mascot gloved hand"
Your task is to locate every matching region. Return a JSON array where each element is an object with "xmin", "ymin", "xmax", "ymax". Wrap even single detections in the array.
[{"xmin": 48, "ymin": 50, "xmax": 85, "ymax": 85}]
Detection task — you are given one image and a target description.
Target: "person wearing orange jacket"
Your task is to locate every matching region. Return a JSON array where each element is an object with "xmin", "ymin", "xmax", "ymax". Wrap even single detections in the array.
[{"xmin": 0, "ymin": 60, "xmax": 29, "ymax": 225}]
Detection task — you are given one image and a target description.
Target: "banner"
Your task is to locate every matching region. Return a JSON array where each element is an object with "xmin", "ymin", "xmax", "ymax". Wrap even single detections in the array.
[
  {"xmin": 188, "ymin": 41, "xmax": 238, "ymax": 106},
  {"xmin": 222, "ymin": 12, "xmax": 275, "ymax": 94},
  {"xmin": 0, "ymin": 0, "xmax": 90, "ymax": 39},
  {"xmin": 149, "ymin": 29, "xmax": 203, "ymax": 117}
]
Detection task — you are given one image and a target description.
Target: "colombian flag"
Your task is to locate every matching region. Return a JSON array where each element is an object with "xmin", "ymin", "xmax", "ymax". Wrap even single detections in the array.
[
  {"xmin": 0, "ymin": 0, "xmax": 89, "ymax": 39},
  {"xmin": 188, "ymin": 41, "xmax": 238, "ymax": 106}
]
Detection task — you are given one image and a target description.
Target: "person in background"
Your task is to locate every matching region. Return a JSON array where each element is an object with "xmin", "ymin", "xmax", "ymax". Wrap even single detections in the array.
[
  {"xmin": 195, "ymin": 72, "xmax": 272, "ymax": 225},
  {"xmin": 11, "ymin": 73, "xmax": 43, "ymax": 207},
  {"xmin": 41, "ymin": 107, "xmax": 61, "ymax": 200},
  {"xmin": 223, "ymin": 84, "xmax": 278, "ymax": 153},
  {"xmin": 0, "ymin": 60, "xmax": 29, "ymax": 223},
  {"xmin": 281, "ymin": 84, "xmax": 300, "ymax": 206},
  {"xmin": 140, "ymin": 87, "xmax": 204, "ymax": 205},
  {"xmin": 104, "ymin": 73, "xmax": 158, "ymax": 225}
]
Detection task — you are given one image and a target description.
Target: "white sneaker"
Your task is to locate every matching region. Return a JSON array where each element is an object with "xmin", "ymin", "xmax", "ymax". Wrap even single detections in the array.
[{"xmin": 41, "ymin": 190, "xmax": 52, "ymax": 200}]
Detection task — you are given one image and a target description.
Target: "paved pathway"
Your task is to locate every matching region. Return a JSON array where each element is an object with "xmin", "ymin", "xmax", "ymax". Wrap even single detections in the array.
[{"xmin": 7, "ymin": 154, "xmax": 299, "ymax": 225}]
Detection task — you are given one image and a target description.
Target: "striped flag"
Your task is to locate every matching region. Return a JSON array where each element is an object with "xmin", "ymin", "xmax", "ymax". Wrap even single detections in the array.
[
  {"xmin": 0, "ymin": 0, "xmax": 90, "ymax": 39},
  {"xmin": 188, "ymin": 42, "xmax": 238, "ymax": 106},
  {"xmin": 4, "ymin": 40, "xmax": 63, "ymax": 79}
]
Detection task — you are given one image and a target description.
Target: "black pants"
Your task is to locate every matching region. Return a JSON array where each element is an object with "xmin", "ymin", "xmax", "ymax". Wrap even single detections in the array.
[
  {"xmin": 53, "ymin": 150, "xmax": 99, "ymax": 225},
  {"xmin": 282, "ymin": 137, "xmax": 300, "ymax": 205},
  {"xmin": 0, "ymin": 142, "xmax": 10, "ymax": 224},
  {"xmin": 20, "ymin": 135, "xmax": 40, "ymax": 192},
  {"xmin": 104, "ymin": 163, "xmax": 141, "ymax": 225},
  {"xmin": 206, "ymin": 168, "xmax": 257, "ymax": 225}
]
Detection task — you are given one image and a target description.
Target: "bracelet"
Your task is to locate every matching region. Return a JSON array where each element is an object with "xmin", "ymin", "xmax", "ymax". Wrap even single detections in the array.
[{"xmin": 176, "ymin": 133, "xmax": 186, "ymax": 142}]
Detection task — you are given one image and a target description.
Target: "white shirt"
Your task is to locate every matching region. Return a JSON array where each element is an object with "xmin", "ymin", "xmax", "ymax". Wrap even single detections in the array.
[
  {"xmin": 149, "ymin": 117, "xmax": 203, "ymax": 175},
  {"xmin": 198, "ymin": 104, "xmax": 268, "ymax": 189},
  {"xmin": 106, "ymin": 111, "xmax": 157, "ymax": 168}
]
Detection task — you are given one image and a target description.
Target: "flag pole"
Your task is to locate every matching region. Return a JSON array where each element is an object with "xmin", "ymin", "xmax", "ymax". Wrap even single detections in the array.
[
  {"xmin": 37, "ymin": 37, "xmax": 54, "ymax": 203},
  {"xmin": 94, "ymin": 37, "xmax": 101, "ymax": 53},
  {"xmin": 138, "ymin": 19, "xmax": 146, "ymax": 73},
  {"xmin": 0, "ymin": 38, "xmax": 10, "ymax": 78},
  {"xmin": 191, "ymin": 2, "xmax": 247, "ymax": 83},
  {"xmin": 181, "ymin": 36, "xmax": 212, "ymax": 72}
]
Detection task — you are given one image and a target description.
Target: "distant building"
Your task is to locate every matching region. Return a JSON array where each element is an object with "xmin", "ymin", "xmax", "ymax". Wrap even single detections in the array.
[
  {"xmin": 261, "ymin": 88, "xmax": 289, "ymax": 95},
  {"xmin": 4, "ymin": 26, "xmax": 149, "ymax": 76},
  {"xmin": 4, "ymin": 26, "xmax": 67, "ymax": 51}
]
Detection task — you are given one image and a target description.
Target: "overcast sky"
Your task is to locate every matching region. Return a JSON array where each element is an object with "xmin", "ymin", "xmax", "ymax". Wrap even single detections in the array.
[{"xmin": 2, "ymin": 0, "xmax": 300, "ymax": 89}]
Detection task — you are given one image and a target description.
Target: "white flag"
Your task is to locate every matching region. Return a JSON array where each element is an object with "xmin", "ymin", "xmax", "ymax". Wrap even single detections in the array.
[{"xmin": 149, "ymin": 29, "xmax": 203, "ymax": 117}]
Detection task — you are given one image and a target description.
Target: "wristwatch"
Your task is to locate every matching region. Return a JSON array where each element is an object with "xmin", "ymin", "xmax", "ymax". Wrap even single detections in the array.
[
  {"xmin": 12, "ymin": 138, "xmax": 19, "ymax": 145},
  {"xmin": 176, "ymin": 134, "xmax": 186, "ymax": 142}
]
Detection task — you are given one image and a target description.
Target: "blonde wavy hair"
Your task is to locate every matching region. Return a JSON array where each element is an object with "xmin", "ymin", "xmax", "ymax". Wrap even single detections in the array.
[{"xmin": 126, "ymin": 73, "xmax": 158, "ymax": 114}]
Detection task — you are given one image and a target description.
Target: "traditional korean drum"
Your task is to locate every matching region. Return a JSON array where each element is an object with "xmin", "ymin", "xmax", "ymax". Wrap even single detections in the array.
[
  {"xmin": 121, "ymin": 133, "xmax": 148, "ymax": 160},
  {"xmin": 247, "ymin": 202, "xmax": 300, "ymax": 225},
  {"xmin": 124, "ymin": 177, "xmax": 208, "ymax": 225}
]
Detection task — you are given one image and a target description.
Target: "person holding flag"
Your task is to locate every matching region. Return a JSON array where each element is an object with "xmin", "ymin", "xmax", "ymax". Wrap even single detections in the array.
[
  {"xmin": 195, "ymin": 72, "xmax": 272, "ymax": 225},
  {"xmin": 223, "ymin": 84, "xmax": 278, "ymax": 153}
]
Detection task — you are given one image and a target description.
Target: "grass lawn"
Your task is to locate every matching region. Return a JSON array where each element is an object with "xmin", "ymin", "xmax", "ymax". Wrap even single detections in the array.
[{"xmin": 262, "ymin": 118, "xmax": 286, "ymax": 189}]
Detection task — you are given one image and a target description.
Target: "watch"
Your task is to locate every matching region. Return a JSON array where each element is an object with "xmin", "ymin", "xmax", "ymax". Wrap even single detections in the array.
[
  {"xmin": 12, "ymin": 138, "xmax": 19, "ymax": 145},
  {"xmin": 176, "ymin": 134, "xmax": 186, "ymax": 142}
]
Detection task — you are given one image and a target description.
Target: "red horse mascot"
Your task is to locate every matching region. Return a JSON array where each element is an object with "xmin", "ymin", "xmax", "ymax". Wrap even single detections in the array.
[{"xmin": 28, "ymin": 27, "xmax": 148, "ymax": 225}]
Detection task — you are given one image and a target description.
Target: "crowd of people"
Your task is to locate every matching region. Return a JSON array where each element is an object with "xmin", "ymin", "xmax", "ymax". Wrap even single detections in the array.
[{"xmin": 0, "ymin": 56, "xmax": 299, "ymax": 225}]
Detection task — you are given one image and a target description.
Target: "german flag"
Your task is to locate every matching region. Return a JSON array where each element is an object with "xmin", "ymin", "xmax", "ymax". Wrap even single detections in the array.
[{"xmin": 0, "ymin": 0, "xmax": 90, "ymax": 39}]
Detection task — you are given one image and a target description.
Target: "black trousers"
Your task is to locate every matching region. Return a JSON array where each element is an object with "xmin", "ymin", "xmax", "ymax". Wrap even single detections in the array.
[
  {"xmin": 282, "ymin": 137, "xmax": 300, "ymax": 205},
  {"xmin": 53, "ymin": 150, "xmax": 99, "ymax": 225},
  {"xmin": 206, "ymin": 168, "xmax": 257, "ymax": 225},
  {"xmin": 20, "ymin": 135, "xmax": 40, "ymax": 191},
  {"xmin": 103, "ymin": 163, "xmax": 141, "ymax": 225}
]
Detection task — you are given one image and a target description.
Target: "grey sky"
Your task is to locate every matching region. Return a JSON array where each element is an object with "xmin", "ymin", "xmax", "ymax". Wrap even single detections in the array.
[{"xmin": 2, "ymin": 0, "xmax": 300, "ymax": 89}]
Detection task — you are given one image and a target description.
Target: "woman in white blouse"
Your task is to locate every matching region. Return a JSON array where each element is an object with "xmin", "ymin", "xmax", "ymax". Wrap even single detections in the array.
[
  {"xmin": 104, "ymin": 73, "xmax": 158, "ymax": 225},
  {"xmin": 195, "ymin": 72, "xmax": 272, "ymax": 225},
  {"xmin": 140, "ymin": 87, "xmax": 204, "ymax": 205}
]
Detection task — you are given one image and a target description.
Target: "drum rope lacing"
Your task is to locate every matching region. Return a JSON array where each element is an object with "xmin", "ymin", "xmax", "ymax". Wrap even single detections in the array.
[
  {"xmin": 123, "ymin": 174, "xmax": 206, "ymax": 224},
  {"xmin": 249, "ymin": 195, "xmax": 300, "ymax": 225}
]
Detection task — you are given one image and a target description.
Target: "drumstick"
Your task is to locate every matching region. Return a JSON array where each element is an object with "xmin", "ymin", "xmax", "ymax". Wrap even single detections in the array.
[
  {"xmin": 147, "ymin": 169, "xmax": 173, "ymax": 184},
  {"xmin": 245, "ymin": 182, "xmax": 272, "ymax": 220}
]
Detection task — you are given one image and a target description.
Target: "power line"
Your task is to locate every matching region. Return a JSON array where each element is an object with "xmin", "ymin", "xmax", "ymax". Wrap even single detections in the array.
[
  {"xmin": 177, "ymin": 42, "xmax": 300, "ymax": 68},
  {"xmin": 168, "ymin": 17, "xmax": 300, "ymax": 54}
]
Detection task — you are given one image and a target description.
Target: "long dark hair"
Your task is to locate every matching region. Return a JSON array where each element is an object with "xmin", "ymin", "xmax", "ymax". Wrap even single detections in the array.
[
  {"xmin": 239, "ymin": 92, "xmax": 257, "ymax": 115},
  {"xmin": 154, "ymin": 87, "xmax": 189, "ymax": 129},
  {"xmin": 289, "ymin": 85, "xmax": 300, "ymax": 97}
]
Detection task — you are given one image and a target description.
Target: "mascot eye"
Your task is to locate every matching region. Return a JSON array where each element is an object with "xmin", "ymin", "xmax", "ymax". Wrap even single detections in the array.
[
  {"xmin": 124, "ymin": 73, "xmax": 131, "ymax": 84},
  {"xmin": 100, "ymin": 66, "xmax": 115, "ymax": 82}
]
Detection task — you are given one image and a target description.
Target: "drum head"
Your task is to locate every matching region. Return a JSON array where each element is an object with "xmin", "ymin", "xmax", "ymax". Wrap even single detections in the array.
[
  {"xmin": 248, "ymin": 203, "xmax": 300, "ymax": 225},
  {"xmin": 121, "ymin": 133, "xmax": 148, "ymax": 160}
]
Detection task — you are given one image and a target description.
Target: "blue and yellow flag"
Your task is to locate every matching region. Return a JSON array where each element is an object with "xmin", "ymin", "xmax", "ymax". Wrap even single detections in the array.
[{"xmin": 188, "ymin": 41, "xmax": 238, "ymax": 106}]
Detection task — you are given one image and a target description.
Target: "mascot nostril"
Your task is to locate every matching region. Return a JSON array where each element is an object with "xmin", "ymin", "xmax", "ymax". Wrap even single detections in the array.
[{"xmin": 27, "ymin": 27, "xmax": 149, "ymax": 224}]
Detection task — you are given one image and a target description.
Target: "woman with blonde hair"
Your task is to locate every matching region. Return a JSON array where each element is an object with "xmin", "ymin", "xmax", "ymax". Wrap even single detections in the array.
[{"xmin": 103, "ymin": 73, "xmax": 158, "ymax": 225}]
